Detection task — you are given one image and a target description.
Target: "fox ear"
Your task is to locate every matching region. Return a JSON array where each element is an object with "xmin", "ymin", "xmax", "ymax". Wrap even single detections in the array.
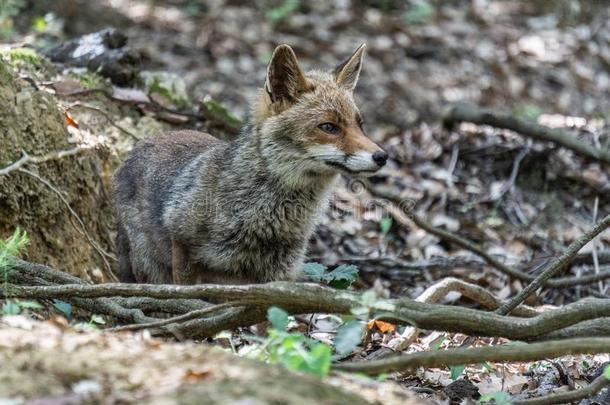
[
  {"xmin": 265, "ymin": 44, "xmax": 308, "ymax": 103},
  {"xmin": 334, "ymin": 43, "xmax": 366, "ymax": 91}
]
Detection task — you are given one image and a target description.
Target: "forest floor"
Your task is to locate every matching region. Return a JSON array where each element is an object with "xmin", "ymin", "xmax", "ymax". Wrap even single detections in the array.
[{"xmin": 1, "ymin": 1, "xmax": 610, "ymax": 404}]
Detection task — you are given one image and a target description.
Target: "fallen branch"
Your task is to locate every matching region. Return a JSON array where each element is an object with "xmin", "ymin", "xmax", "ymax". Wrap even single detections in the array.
[
  {"xmin": 443, "ymin": 104, "xmax": 610, "ymax": 164},
  {"xmin": 512, "ymin": 373, "xmax": 609, "ymax": 405},
  {"xmin": 332, "ymin": 337, "xmax": 610, "ymax": 374},
  {"xmin": 497, "ymin": 213, "xmax": 610, "ymax": 315}
]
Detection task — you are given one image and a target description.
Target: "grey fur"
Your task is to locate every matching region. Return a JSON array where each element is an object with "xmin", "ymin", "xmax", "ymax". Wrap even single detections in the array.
[{"xmin": 113, "ymin": 44, "xmax": 383, "ymax": 285}]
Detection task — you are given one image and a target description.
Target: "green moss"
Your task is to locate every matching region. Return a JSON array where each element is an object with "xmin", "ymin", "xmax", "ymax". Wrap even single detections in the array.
[
  {"xmin": 67, "ymin": 70, "xmax": 108, "ymax": 90},
  {"xmin": 140, "ymin": 71, "xmax": 190, "ymax": 108},
  {"xmin": 4, "ymin": 48, "xmax": 40, "ymax": 68}
]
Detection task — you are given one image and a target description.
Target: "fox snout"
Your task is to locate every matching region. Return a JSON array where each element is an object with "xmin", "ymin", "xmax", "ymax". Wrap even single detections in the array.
[
  {"xmin": 309, "ymin": 136, "xmax": 388, "ymax": 175},
  {"xmin": 340, "ymin": 145, "xmax": 388, "ymax": 174}
]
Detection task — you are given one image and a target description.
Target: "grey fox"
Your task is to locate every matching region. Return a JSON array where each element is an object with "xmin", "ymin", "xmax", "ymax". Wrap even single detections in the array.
[{"xmin": 113, "ymin": 44, "xmax": 387, "ymax": 284}]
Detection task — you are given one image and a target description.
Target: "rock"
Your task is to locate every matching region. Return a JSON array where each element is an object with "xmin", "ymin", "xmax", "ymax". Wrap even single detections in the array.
[{"xmin": 47, "ymin": 28, "xmax": 142, "ymax": 86}]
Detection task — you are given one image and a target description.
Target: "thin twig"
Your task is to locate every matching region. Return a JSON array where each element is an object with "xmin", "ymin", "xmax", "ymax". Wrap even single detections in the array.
[
  {"xmin": 65, "ymin": 102, "xmax": 140, "ymax": 140},
  {"xmin": 497, "ymin": 214, "xmax": 610, "ymax": 315},
  {"xmin": 17, "ymin": 168, "xmax": 118, "ymax": 280},
  {"xmin": 333, "ymin": 337, "xmax": 610, "ymax": 374},
  {"xmin": 512, "ymin": 372, "xmax": 610, "ymax": 405},
  {"xmin": 379, "ymin": 194, "xmax": 610, "ymax": 288},
  {"xmin": 0, "ymin": 147, "xmax": 90, "ymax": 176}
]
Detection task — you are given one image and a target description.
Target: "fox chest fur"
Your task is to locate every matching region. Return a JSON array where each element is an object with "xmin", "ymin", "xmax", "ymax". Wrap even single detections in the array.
[
  {"xmin": 162, "ymin": 138, "xmax": 332, "ymax": 283},
  {"xmin": 113, "ymin": 44, "xmax": 387, "ymax": 285}
]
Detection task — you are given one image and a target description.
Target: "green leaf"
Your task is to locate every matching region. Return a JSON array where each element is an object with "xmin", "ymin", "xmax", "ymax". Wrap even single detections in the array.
[
  {"xmin": 267, "ymin": 306, "xmax": 289, "ymax": 331},
  {"xmin": 604, "ymin": 365, "xmax": 610, "ymax": 379},
  {"xmin": 90, "ymin": 314, "xmax": 106, "ymax": 325},
  {"xmin": 53, "ymin": 300, "xmax": 72, "ymax": 318},
  {"xmin": 450, "ymin": 364, "xmax": 466, "ymax": 380},
  {"xmin": 335, "ymin": 321, "xmax": 365, "ymax": 356},
  {"xmin": 17, "ymin": 300, "xmax": 43, "ymax": 309},
  {"xmin": 481, "ymin": 362, "xmax": 494, "ymax": 372},
  {"xmin": 326, "ymin": 264, "xmax": 358, "ymax": 284},
  {"xmin": 301, "ymin": 262, "xmax": 327, "ymax": 282},
  {"xmin": 480, "ymin": 391, "xmax": 511, "ymax": 405},
  {"xmin": 325, "ymin": 264, "xmax": 359, "ymax": 288},
  {"xmin": 380, "ymin": 217, "xmax": 392, "ymax": 236},
  {"xmin": 304, "ymin": 343, "xmax": 332, "ymax": 377},
  {"xmin": 2, "ymin": 300, "xmax": 20, "ymax": 315}
]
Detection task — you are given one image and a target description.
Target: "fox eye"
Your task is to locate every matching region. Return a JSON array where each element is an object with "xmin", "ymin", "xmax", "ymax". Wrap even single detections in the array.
[{"xmin": 318, "ymin": 123, "xmax": 341, "ymax": 135}]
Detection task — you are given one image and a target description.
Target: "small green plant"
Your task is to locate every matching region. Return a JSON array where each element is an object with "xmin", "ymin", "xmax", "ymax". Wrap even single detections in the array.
[
  {"xmin": 450, "ymin": 364, "xmax": 466, "ymax": 380},
  {"xmin": 379, "ymin": 216, "xmax": 392, "ymax": 237},
  {"xmin": 74, "ymin": 314, "xmax": 106, "ymax": 331},
  {"xmin": 1, "ymin": 299, "xmax": 43, "ymax": 315},
  {"xmin": 52, "ymin": 299, "xmax": 72, "ymax": 318},
  {"xmin": 480, "ymin": 391, "xmax": 512, "ymax": 405},
  {"xmin": 4, "ymin": 47, "xmax": 40, "ymax": 67},
  {"xmin": 0, "ymin": 228, "xmax": 29, "ymax": 271},
  {"xmin": 261, "ymin": 306, "xmax": 332, "ymax": 377},
  {"xmin": 1, "ymin": 229, "xmax": 29, "ymax": 314},
  {"xmin": 68, "ymin": 71, "xmax": 108, "ymax": 90},
  {"xmin": 265, "ymin": 0, "xmax": 300, "ymax": 23},
  {"xmin": 301, "ymin": 262, "xmax": 359, "ymax": 289},
  {"xmin": 334, "ymin": 320, "xmax": 365, "ymax": 356},
  {"xmin": 332, "ymin": 290, "xmax": 397, "ymax": 357},
  {"xmin": 141, "ymin": 71, "xmax": 190, "ymax": 108},
  {"xmin": 404, "ymin": 1, "xmax": 434, "ymax": 25},
  {"xmin": 604, "ymin": 364, "xmax": 610, "ymax": 379}
]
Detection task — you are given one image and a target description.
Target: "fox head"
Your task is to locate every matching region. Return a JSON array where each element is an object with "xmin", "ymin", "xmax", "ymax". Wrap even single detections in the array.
[{"xmin": 252, "ymin": 44, "xmax": 387, "ymax": 186}]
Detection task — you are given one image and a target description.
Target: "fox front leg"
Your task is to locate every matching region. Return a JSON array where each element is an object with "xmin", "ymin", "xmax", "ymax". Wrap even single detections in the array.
[{"xmin": 171, "ymin": 240, "xmax": 196, "ymax": 285}]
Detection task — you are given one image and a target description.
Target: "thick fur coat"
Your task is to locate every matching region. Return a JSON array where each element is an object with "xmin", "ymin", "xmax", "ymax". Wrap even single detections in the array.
[{"xmin": 113, "ymin": 44, "xmax": 387, "ymax": 284}]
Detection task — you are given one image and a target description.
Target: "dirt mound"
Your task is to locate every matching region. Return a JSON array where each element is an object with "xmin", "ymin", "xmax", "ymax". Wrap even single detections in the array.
[{"xmin": 0, "ymin": 58, "xmax": 114, "ymax": 281}]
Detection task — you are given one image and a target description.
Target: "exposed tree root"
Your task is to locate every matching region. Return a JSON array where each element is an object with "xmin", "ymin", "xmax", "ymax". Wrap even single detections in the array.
[
  {"xmin": 4, "ymin": 259, "xmax": 610, "ymax": 341},
  {"xmin": 443, "ymin": 104, "xmax": 610, "ymax": 164},
  {"xmin": 333, "ymin": 337, "xmax": 610, "ymax": 374}
]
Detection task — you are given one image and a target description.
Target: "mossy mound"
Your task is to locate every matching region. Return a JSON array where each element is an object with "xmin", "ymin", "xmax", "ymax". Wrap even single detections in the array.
[{"xmin": 0, "ymin": 57, "xmax": 114, "ymax": 281}]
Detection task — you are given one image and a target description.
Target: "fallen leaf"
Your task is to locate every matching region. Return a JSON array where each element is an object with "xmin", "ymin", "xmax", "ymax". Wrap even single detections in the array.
[{"xmin": 367, "ymin": 320, "xmax": 396, "ymax": 334}]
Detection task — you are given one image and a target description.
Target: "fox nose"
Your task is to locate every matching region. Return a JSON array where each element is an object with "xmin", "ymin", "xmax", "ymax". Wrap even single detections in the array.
[{"xmin": 372, "ymin": 151, "xmax": 388, "ymax": 167}]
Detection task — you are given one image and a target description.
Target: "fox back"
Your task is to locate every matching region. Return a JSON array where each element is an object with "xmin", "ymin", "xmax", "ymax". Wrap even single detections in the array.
[{"xmin": 113, "ymin": 44, "xmax": 387, "ymax": 284}]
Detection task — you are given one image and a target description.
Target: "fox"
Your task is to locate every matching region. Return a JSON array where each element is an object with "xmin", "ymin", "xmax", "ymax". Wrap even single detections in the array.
[{"xmin": 113, "ymin": 44, "xmax": 388, "ymax": 285}]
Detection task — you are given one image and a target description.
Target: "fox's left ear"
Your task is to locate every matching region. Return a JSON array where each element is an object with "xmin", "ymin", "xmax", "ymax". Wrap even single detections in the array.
[{"xmin": 334, "ymin": 43, "xmax": 366, "ymax": 91}]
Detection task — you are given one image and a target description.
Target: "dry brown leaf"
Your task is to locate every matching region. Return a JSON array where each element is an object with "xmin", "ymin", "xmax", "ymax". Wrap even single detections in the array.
[{"xmin": 368, "ymin": 320, "xmax": 396, "ymax": 334}]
